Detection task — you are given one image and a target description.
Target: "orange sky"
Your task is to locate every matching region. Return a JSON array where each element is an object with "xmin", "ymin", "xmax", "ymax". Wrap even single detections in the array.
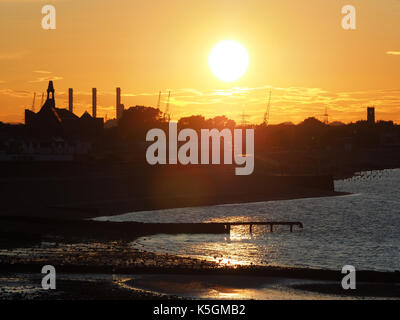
[{"xmin": 0, "ymin": 0, "xmax": 399, "ymax": 124}]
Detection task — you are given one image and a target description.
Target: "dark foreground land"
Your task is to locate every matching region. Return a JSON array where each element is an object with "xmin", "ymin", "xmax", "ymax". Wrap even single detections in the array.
[
  {"xmin": 0, "ymin": 215, "xmax": 399, "ymax": 300},
  {"xmin": 0, "ymin": 161, "xmax": 337, "ymax": 218},
  {"xmin": 0, "ymin": 162, "xmax": 398, "ymax": 299}
]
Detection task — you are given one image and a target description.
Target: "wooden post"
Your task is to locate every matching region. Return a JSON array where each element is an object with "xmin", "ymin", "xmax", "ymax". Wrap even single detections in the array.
[
  {"xmin": 225, "ymin": 224, "xmax": 231, "ymax": 234},
  {"xmin": 249, "ymin": 224, "xmax": 253, "ymax": 234}
]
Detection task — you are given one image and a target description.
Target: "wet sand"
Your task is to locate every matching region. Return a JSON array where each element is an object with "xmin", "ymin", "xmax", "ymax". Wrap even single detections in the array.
[
  {"xmin": 126, "ymin": 274, "xmax": 399, "ymax": 300},
  {"xmin": 1, "ymin": 239, "xmax": 399, "ymax": 300},
  {"xmin": 0, "ymin": 273, "xmax": 171, "ymax": 300},
  {"xmin": 0, "ymin": 189, "xmax": 398, "ymax": 300}
]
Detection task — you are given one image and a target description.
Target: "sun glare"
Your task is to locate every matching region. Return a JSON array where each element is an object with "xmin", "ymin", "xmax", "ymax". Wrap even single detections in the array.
[{"xmin": 208, "ymin": 40, "xmax": 249, "ymax": 82}]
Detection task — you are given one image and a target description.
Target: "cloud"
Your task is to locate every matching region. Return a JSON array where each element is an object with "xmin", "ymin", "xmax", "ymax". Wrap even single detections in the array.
[
  {"xmin": 95, "ymin": 85, "xmax": 400, "ymax": 123},
  {"xmin": 386, "ymin": 51, "xmax": 400, "ymax": 55},
  {"xmin": 33, "ymin": 70, "xmax": 52, "ymax": 74},
  {"xmin": 0, "ymin": 51, "xmax": 28, "ymax": 60},
  {"xmin": 0, "ymin": 89, "xmax": 31, "ymax": 98},
  {"xmin": 0, "ymin": 0, "xmax": 59, "ymax": 3},
  {"xmin": 127, "ymin": 86, "xmax": 400, "ymax": 124},
  {"xmin": 29, "ymin": 76, "xmax": 63, "ymax": 83}
]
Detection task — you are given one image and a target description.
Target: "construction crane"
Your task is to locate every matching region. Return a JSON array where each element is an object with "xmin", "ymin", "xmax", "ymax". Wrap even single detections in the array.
[
  {"xmin": 165, "ymin": 91, "xmax": 171, "ymax": 122},
  {"xmin": 323, "ymin": 106, "xmax": 329, "ymax": 124},
  {"xmin": 157, "ymin": 91, "xmax": 161, "ymax": 109},
  {"xmin": 31, "ymin": 92, "xmax": 36, "ymax": 112},
  {"xmin": 263, "ymin": 89, "xmax": 272, "ymax": 126},
  {"xmin": 40, "ymin": 92, "xmax": 44, "ymax": 107}
]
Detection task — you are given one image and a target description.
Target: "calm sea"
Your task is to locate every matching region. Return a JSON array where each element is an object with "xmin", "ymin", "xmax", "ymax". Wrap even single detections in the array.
[{"xmin": 94, "ymin": 169, "xmax": 400, "ymax": 272}]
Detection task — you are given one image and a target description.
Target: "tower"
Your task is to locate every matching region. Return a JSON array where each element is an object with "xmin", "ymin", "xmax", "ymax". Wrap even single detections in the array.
[
  {"xmin": 116, "ymin": 87, "xmax": 124, "ymax": 120},
  {"xmin": 92, "ymin": 88, "xmax": 97, "ymax": 118},
  {"xmin": 47, "ymin": 81, "xmax": 55, "ymax": 100},
  {"xmin": 240, "ymin": 111, "xmax": 249, "ymax": 127},
  {"xmin": 68, "ymin": 88, "xmax": 73, "ymax": 113},
  {"xmin": 367, "ymin": 107, "xmax": 375, "ymax": 125},
  {"xmin": 323, "ymin": 107, "xmax": 329, "ymax": 125},
  {"xmin": 263, "ymin": 89, "xmax": 272, "ymax": 126}
]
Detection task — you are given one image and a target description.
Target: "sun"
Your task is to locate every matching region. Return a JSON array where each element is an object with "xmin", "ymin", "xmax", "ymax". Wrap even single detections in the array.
[{"xmin": 208, "ymin": 40, "xmax": 249, "ymax": 82}]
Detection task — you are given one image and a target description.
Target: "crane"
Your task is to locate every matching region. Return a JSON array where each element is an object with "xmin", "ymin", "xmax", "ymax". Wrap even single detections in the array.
[
  {"xmin": 263, "ymin": 89, "xmax": 272, "ymax": 126},
  {"xmin": 157, "ymin": 91, "xmax": 161, "ymax": 108},
  {"xmin": 31, "ymin": 92, "xmax": 36, "ymax": 112},
  {"xmin": 165, "ymin": 91, "xmax": 171, "ymax": 122},
  {"xmin": 40, "ymin": 92, "xmax": 44, "ymax": 107}
]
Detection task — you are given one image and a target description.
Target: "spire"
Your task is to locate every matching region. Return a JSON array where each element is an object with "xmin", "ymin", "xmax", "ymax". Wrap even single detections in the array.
[{"xmin": 47, "ymin": 81, "xmax": 55, "ymax": 100}]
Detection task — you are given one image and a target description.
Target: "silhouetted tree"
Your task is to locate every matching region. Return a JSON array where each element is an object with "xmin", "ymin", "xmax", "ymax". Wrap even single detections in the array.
[
  {"xmin": 178, "ymin": 115, "xmax": 207, "ymax": 131},
  {"xmin": 296, "ymin": 117, "xmax": 327, "ymax": 148},
  {"xmin": 118, "ymin": 106, "xmax": 165, "ymax": 140},
  {"xmin": 206, "ymin": 116, "xmax": 236, "ymax": 129}
]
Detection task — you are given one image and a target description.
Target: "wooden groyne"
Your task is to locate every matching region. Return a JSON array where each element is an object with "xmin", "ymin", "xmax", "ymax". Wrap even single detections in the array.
[
  {"xmin": 223, "ymin": 221, "xmax": 303, "ymax": 233},
  {"xmin": 0, "ymin": 217, "xmax": 304, "ymax": 248},
  {"xmin": 120, "ymin": 221, "xmax": 304, "ymax": 234}
]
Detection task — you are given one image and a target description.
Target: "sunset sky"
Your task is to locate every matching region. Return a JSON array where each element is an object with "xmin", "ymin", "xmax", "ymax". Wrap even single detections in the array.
[{"xmin": 0, "ymin": 0, "xmax": 399, "ymax": 124}]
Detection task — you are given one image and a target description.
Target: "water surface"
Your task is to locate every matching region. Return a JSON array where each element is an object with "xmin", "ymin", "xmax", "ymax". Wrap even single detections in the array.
[{"xmin": 95, "ymin": 169, "xmax": 400, "ymax": 272}]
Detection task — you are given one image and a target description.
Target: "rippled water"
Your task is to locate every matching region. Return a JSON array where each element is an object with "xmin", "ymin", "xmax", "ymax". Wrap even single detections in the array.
[{"xmin": 95, "ymin": 169, "xmax": 400, "ymax": 272}]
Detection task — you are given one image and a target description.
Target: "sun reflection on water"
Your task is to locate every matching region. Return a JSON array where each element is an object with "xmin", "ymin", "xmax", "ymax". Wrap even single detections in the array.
[{"xmin": 185, "ymin": 221, "xmax": 282, "ymax": 267}]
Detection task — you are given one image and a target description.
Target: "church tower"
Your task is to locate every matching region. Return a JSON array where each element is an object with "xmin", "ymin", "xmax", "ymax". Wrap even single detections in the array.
[{"xmin": 47, "ymin": 80, "xmax": 55, "ymax": 100}]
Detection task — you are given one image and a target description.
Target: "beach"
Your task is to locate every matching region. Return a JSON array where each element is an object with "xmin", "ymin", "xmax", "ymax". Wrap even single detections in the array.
[
  {"xmin": 1, "ymin": 214, "xmax": 399, "ymax": 300},
  {"xmin": 1, "ymin": 169, "xmax": 400, "ymax": 300}
]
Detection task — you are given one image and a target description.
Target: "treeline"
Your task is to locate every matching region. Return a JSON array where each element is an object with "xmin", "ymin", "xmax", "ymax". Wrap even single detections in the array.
[{"xmin": 105, "ymin": 105, "xmax": 400, "ymax": 150}]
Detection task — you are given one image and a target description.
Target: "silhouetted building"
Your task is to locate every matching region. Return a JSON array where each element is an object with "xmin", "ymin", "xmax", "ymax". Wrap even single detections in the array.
[
  {"xmin": 367, "ymin": 107, "xmax": 375, "ymax": 125},
  {"xmin": 25, "ymin": 81, "xmax": 103, "ymax": 138}
]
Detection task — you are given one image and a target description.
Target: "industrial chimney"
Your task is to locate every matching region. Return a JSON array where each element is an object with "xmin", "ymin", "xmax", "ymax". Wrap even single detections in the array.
[
  {"xmin": 68, "ymin": 88, "xmax": 73, "ymax": 113},
  {"xmin": 92, "ymin": 88, "xmax": 97, "ymax": 118},
  {"xmin": 116, "ymin": 87, "xmax": 124, "ymax": 120},
  {"xmin": 367, "ymin": 107, "xmax": 375, "ymax": 125}
]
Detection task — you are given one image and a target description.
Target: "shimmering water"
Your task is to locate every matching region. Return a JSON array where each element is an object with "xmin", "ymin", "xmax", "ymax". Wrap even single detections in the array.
[{"xmin": 94, "ymin": 169, "xmax": 400, "ymax": 272}]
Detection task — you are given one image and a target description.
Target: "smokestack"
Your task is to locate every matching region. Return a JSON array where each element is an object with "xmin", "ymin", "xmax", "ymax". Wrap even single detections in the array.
[
  {"xmin": 116, "ymin": 87, "xmax": 121, "ymax": 120},
  {"xmin": 367, "ymin": 107, "xmax": 375, "ymax": 125},
  {"xmin": 92, "ymin": 88, "xmax": 97, "ymax": 118},
  {"xmin": 68, "ymin": 88, "xmax": 73, "ymax": 113}
]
